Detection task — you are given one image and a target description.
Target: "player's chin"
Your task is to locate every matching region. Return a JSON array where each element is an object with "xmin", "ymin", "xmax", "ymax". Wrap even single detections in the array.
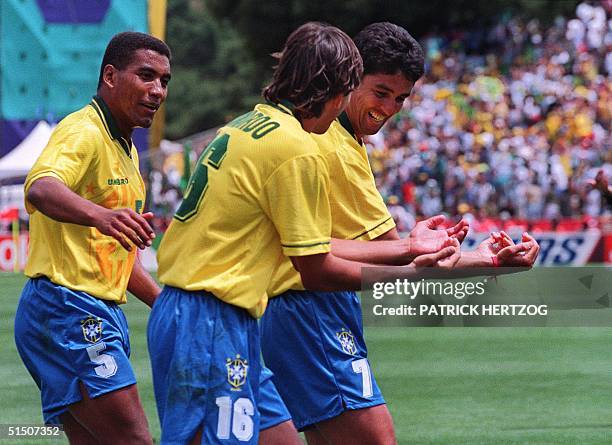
[
  {"xmin": 363, "ymin": 118, "xmax": 386, "ymax": 135},
  {"xmin": 136, "ymin": 116, "xmax": 154, "ymax": 128}
]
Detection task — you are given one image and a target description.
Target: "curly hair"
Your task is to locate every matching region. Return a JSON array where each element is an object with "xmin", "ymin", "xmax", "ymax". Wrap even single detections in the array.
[
  {"xmin": 97, "ymin": 32, "xmax": 171, "ymax": 89},
  {"xmin": 354, "ymin": 22, "xmax": 424, "ymax": 83},
  {"xmin": 263, "ymin": 22, "xmax": 363, "ymax": 119}
]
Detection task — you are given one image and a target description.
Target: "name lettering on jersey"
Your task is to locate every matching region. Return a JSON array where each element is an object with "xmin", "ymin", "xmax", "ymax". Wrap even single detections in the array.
[
  {"xmin": 107, "ymin": 177, "xmax": 129, "ymax": 186},
  {"xmin": 226, "ymin": 354, "xmax": 249, "ymax": 391},
  {"xmin": 81, "ymin": 316, "xmax": 103, "ymax": 343},
  {"xmin": 336, "ymin": 328, "xmax": 357, "ymax": 356},
  {"xmin": 227, "ymin": 111, "xmax": 280, "ymax": 140}
]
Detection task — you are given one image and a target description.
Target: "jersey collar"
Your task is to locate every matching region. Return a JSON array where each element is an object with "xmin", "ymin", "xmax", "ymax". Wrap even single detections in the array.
[
  {"xmin": 337, "ymin": 111, "xmax": 360, "ymax": 143},
  {"xmin": 266, "ymin": 99, "xmax": 295, "ymax": 116},
  {"xmin": 90, "ymin": 96, "xmax": 133, "ymax": 158}
]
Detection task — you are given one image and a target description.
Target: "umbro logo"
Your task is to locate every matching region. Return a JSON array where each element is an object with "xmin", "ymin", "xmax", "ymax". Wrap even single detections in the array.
[{"xmin": 107, "ymin": 177, "xmax": 129, "ymax": 186}]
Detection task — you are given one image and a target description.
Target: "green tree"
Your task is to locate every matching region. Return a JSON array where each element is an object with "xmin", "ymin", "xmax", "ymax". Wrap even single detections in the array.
[{"xmin": 164, "ymin": 0, "xmax": 260, "ymax": 139}]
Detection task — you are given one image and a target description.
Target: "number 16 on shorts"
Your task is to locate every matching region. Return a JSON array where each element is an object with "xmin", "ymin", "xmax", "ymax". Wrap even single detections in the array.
[{"xmin": 216, "ymin": 396, "xmax": 255, "ymax": 441}]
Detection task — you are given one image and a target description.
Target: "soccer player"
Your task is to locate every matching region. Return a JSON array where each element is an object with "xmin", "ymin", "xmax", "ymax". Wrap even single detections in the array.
[
  {"xmin": 261, "ymin": 22, "xmax": 539, "ymax": 445},
  {"xmin": 14, "ymin": 32, "xmax": 171, "ymax": 444},
  {"xmin": 147, "ymin": 22, "xmax": 458, "ymax": 445}
]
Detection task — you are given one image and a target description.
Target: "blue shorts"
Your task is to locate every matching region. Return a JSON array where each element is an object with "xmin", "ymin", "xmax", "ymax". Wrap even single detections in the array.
[
  {"xmin": 14, "ymin": 277, "xmax": 136, "ymax": 425},
  {"xmin": 260, "ymin": 290, "xmax": 385, "ymax": 431},
  {"xmin": 258, "ymin": 366, "xmax": 291, "ymax": 430},
  {"xmin": 148, "ymin": 286, "xmax": 261, "ymax": 445}
]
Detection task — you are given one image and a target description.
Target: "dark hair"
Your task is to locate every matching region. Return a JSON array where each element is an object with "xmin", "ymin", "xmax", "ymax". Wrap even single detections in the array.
[
  {"xmin": 97, "ymin": 31, "xmax": 171, "ymax": 89},
  {"xmin": 354, "ymin": 22, "xmax": 424, "ymax": 83},
  {"xmin": 263, "ymin": 22, "xmax": 363, "ymax": 119}
]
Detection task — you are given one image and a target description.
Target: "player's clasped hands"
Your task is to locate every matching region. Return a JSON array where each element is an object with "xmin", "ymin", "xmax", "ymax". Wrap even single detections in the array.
[
  {"xmin": 406, "ymin": 216, "xmax": 540, "ymax": 269},
  {"xmin": 94, "ymin": 208, "xmax": 156, "ymax": 251},
  {"xmin": 412, "ymin": 237, "xmax": 462, "ymax": 269},
  {"xmin": 474, "ymin": 230, "xmax": 540, "ymax": 267}
]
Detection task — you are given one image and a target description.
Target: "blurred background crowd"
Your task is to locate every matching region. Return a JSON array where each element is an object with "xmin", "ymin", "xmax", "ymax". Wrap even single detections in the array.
[{"xmin": 365, "ymin": 2, "xmax": 611, "ymax": 231}]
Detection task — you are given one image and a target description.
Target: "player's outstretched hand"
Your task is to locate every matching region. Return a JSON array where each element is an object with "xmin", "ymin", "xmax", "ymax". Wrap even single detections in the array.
[
  {"xmin": 406, "ymin": 215, "xmax": 469, "ymax": 258},
  {"xmin": 412, "ymin": 238, "xmax": 459, "ymax": 268},
  {"xmin": 436, "ymin": 238, "xmax": 462, "ymax": 269},
  {"xmin": 447, "ymin": 218, "xmax": 469, "ymax": 244},
  {"xmin": 94, "ymin": 209, "xmax": 156, "ymax": 251},
  {"xmin": 496, "ymin": 232, "xmax": 540, "ymax": 267},
  {"xmin": 475, "ymin": 231, "xmax": 539, "ymax": 267}
]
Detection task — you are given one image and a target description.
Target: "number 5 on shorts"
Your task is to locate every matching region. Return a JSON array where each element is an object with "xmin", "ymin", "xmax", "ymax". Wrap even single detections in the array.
[
  {"xmin": 86, "ymin": 342, "xmax": 118, "ymax": 378},
  {"xmin": 352, "ymin": 358, "xmax": 373, "ymax": 398}
]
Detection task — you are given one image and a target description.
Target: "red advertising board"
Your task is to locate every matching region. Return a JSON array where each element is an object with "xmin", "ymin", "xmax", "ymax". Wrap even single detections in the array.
[{"xmin": 0, "ymin": 233, "xmax": 28, "ymax": 272}]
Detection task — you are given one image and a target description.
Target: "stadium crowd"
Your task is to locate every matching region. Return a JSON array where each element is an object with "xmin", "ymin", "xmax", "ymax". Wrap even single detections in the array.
[
  {"xmin": 147, "ymin": 2, "xmax": 611, "ymax": 232},
  {"xmin": 365, "ymin": 1, "xmax": 611, "ymax": 231}
]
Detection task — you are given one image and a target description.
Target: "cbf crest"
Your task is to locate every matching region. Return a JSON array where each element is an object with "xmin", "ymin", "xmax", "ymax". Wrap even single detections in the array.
[
  {"xmin": 81, "ymin": 316, "xmax": 102, "ymax": 343},
  {"xmin": 336, "ymin": 328, "xmax": 357, "ymax": 355},
  {"xmin": 226, "ymin": 354, "xmax": 248, "ymax": 391}
]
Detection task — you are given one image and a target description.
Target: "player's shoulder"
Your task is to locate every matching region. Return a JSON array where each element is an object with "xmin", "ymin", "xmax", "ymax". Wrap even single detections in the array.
[
  {"xmin": 225, "ymin": 103, "xmax": 319, "ymax": 157},
  {"xmin": 51, "ymin": 103, "xmax": 102, "ymax": 143},
  {"xmin": 311, "ymin": 119, "xmax": 344, "ymax": 156}
]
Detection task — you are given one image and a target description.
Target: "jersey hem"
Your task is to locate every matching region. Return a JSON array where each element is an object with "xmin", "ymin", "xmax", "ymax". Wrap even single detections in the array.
[{"xmin": 281, "ymin": 241, "xmax": 330, "ymax": 257}]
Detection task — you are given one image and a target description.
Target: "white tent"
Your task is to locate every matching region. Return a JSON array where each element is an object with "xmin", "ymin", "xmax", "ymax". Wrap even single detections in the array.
[{"xmin": 0, "ymin": 121, "xmax": 53, "ymax": 180}]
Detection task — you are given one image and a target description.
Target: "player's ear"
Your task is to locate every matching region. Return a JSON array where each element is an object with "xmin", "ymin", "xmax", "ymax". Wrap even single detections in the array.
[
  {"xmin": 330, "ymin": 92, "xmax": 350, "ymax": 114},
  {"xmin": 101, "ymin": 64, "xmax": 118, "ymax": 89}
]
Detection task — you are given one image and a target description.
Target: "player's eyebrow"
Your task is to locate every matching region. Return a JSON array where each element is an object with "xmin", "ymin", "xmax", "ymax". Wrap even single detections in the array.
[
  {"xmin": 136, "ymin": 66, "xmax": 172, "ymax": 83},
  {"xmin": 375, "ymin": 83, "xmax": 410, "ymax": 98},
  {"xmin": 374, "ymin": 83, "xmax": 394, "ymax": 92}
]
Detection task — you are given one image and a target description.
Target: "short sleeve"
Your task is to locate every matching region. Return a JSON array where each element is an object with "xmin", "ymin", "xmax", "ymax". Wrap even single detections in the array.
[
  {"xmin": 324, "ymin": 144, "xmax": 396, "ymax": 241},
  {"xmin": 24, "ymin": 124, "xmax": 97, "ymax": 213},
  {"xmin": 261, "ymin": 153, "xmax": 332, "ymax": 257}
]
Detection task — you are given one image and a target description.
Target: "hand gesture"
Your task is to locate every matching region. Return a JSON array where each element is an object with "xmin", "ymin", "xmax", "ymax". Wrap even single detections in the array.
[
  {"xmin": 407, "ymin": 215, "xmax": 469, "ymax": 258},
  {"xmin": 94, "ymin": 209, "xmax": 156, "ymax": 251},
  {"xmin": 412, "ymin": 238, "xmax": 461, "ymax": 268},
  {"xmin": 477, "ymin": 231, "xmax": 540, "ymax": 267}
]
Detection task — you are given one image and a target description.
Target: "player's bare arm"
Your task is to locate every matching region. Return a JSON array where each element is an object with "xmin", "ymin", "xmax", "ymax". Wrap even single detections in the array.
[
  {"xmin": 128, "ymin": 257, "xmax": 161, "ymax": 307},
  {"xmin": 330, "ymin": 216, "xmax": 468, "ymax": 265},
  {"xmin": 291, "ymin": 242, "xmax": 459, "ymax": 292},
  {"xmin": 27, "ymin": 176, "xmax": 155, "ymax": 251}
]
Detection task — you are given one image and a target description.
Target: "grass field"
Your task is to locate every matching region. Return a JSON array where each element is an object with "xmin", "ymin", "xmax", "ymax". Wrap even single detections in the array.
[{"xmin": 2, "ymin": 272, "xmax": 612, "ymax": 444}]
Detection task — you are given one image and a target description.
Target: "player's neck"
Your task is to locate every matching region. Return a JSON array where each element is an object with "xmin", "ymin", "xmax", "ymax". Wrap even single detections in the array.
[
  {"xmin": 300, "ymin": 115, "xmax": 325, "ymax": 134},
  {"xmin": 344, "ymin": 108, "xmax": 364, "ymax": 142},
  {"xmin": 97, "ymin": 91, "xmax": 133, "ymax": 140}
]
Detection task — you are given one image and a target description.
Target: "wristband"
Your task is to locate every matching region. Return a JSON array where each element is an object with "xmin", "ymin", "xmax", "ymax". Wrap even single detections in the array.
[{"xmin": 491, "ymin": 255, "xmax": 500, "ymax": 267}]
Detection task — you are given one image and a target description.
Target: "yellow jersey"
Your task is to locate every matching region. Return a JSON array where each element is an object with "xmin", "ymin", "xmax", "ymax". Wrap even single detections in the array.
[
  {"xmin": 157, "ymin": 102, "xmax": 332, "ymax": 318},
  {"xmin": 24, "ymin": 96, "xmax": 146, "ymax": 303},
  {"xmin": 268, "ymin": 112, "xmax": 395, "ymax": 296}
]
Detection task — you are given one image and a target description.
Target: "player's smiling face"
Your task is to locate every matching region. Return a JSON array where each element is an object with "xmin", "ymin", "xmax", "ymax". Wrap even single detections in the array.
[
  {"xmin": 107, "ymin": 48, "xmax": 171, "ymax": 138},
  {"xmin": 345, "ymin": 72, "xmax": 414, "ymax": 139}
]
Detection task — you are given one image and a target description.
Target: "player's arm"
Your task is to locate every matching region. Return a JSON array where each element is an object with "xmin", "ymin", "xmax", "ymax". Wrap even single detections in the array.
[
  {"xmin": 27, "ymin": 177, "xmax": 155, "ymax": 251},
  {"xmin": 291, "ymin": 239, "xmax": 461, "ymax": 291},
  {"xmin": 375, "ymin": 227, "xmax": 400, "ymax": 240},
  {"xmin": 128, "ymin": 256, "xmax": 161, "ymax": 307},
  {"xmin": 330, "ymin": 216, "xmax": 469, "ymax": 265},
  {"xmin": 330, "ymin": 237, "xmax": 409, "ymax": 265}
]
